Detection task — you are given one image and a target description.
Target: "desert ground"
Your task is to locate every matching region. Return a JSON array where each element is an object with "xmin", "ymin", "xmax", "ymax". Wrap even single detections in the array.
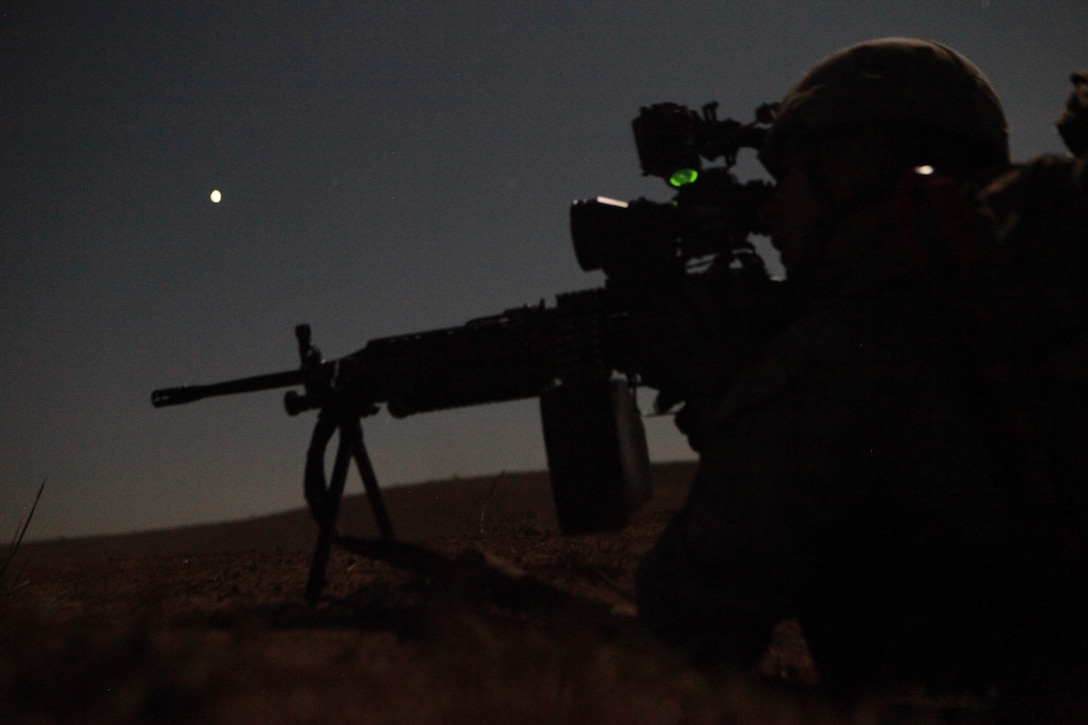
[{"xmin": 2, "ymin": 462, "xmax": 1083, "ymax": 723}]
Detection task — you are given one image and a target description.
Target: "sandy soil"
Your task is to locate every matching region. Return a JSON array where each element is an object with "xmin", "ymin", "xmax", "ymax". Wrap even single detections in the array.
[{"xmin": 2, "ymin": 465, "xmax": 1083, "ymax": 723}]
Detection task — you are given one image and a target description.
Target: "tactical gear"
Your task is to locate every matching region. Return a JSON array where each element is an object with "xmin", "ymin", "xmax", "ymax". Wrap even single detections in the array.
[
  {"xmin": 1057, "ymin": 71, "xmax": 1088, "ymax": 158},
  {"xmin": 761, "ymin": 38, "xmax": 1009, "ymax": 177}
]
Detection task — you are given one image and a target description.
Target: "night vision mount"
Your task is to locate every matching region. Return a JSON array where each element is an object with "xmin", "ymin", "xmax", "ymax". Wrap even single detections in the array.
[
  {"xmin": 570, "ymin": 102, "xmax": 779, "ymax": 282},
  {"xmin": 633, "ymin": 101, "xmax": 778, "ymax": 185}
]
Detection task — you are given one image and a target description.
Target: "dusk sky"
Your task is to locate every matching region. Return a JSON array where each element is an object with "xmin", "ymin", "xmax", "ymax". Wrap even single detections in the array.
[{"xmin": 2, "ymin": 2, "xmax": 1085, "ymax": 541}]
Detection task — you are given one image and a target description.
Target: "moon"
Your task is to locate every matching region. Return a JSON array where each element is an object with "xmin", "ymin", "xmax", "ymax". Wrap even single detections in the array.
[{"xmin": 210, "ymin": 189, "xmax": 222, "ymax": 203}]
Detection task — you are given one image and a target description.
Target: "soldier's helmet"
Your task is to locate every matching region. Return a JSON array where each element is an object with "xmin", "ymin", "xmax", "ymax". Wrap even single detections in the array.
[{"xmin": 761, "ymin": 38, "xmax": 1009, "ymax": 177}]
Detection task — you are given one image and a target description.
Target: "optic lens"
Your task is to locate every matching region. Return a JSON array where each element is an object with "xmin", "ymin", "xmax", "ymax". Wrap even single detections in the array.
[{"xmin": 668, "ymin": 168, "xmax": 699, "ymax": 188}]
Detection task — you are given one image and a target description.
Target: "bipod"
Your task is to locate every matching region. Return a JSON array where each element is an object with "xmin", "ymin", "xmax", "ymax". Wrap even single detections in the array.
[{"xmin": 303, "ymin": 405, "xmax": 395, "ymax": 605}]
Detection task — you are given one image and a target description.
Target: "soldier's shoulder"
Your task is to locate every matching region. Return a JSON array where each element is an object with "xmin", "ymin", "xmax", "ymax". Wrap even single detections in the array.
[
  {"xmin": 970, "ymin": 155, "xmax": 1088, "ymax": 343},
  {"xmin": 978, "ymin": 154, "xmax": 1087, "ymax": 218}
]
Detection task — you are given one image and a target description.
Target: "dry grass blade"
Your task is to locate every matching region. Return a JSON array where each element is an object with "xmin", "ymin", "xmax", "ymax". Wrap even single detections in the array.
[{"xmin": 1, "ymin": 479, "xmax": 45, "ymax": 596}]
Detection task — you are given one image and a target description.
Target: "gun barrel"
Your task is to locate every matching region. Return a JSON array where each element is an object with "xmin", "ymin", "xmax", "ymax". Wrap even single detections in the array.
[{"xmin": 151, "ymin": 368, "xmax": 310, "ymax": 407}]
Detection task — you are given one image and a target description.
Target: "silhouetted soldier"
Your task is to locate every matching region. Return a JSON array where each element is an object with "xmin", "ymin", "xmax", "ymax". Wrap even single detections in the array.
[{"xmin": 637, "ymin": 38, "xmax": 1088, "ymax": 709}]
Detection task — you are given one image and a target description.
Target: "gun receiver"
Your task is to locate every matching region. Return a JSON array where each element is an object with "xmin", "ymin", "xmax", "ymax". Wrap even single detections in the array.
[
  {"xmin": 152, "ymin": 101, "xmax": 783, "ymax": 602},
  {"xmin": 154, "ymin": 288, "xmax": 654, "ymax": 416}
]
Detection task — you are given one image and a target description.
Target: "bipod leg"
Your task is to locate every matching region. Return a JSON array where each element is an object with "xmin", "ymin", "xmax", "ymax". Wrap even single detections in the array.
[
  {"xmin": 305, "ymin": 416, "xmax": 396, "ymax": 605},
  {"xmin": 349, "ymin": 422, "xmax": 395, "ymax": 541},
  {"xmin": 305, "ymin": 417, "xmax": 354, "ymax": 605}
]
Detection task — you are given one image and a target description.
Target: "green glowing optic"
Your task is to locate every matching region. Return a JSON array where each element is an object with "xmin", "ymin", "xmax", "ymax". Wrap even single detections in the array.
[{"xmin": 668, "ymin": 168, "xmax": 699, "ymax": 188}]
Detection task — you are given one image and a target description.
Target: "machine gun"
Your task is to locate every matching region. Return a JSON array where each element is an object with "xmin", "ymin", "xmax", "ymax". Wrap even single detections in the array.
[{"xmin": 152, "ymin": 102, "xmax": 785, "ymax": 602}]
